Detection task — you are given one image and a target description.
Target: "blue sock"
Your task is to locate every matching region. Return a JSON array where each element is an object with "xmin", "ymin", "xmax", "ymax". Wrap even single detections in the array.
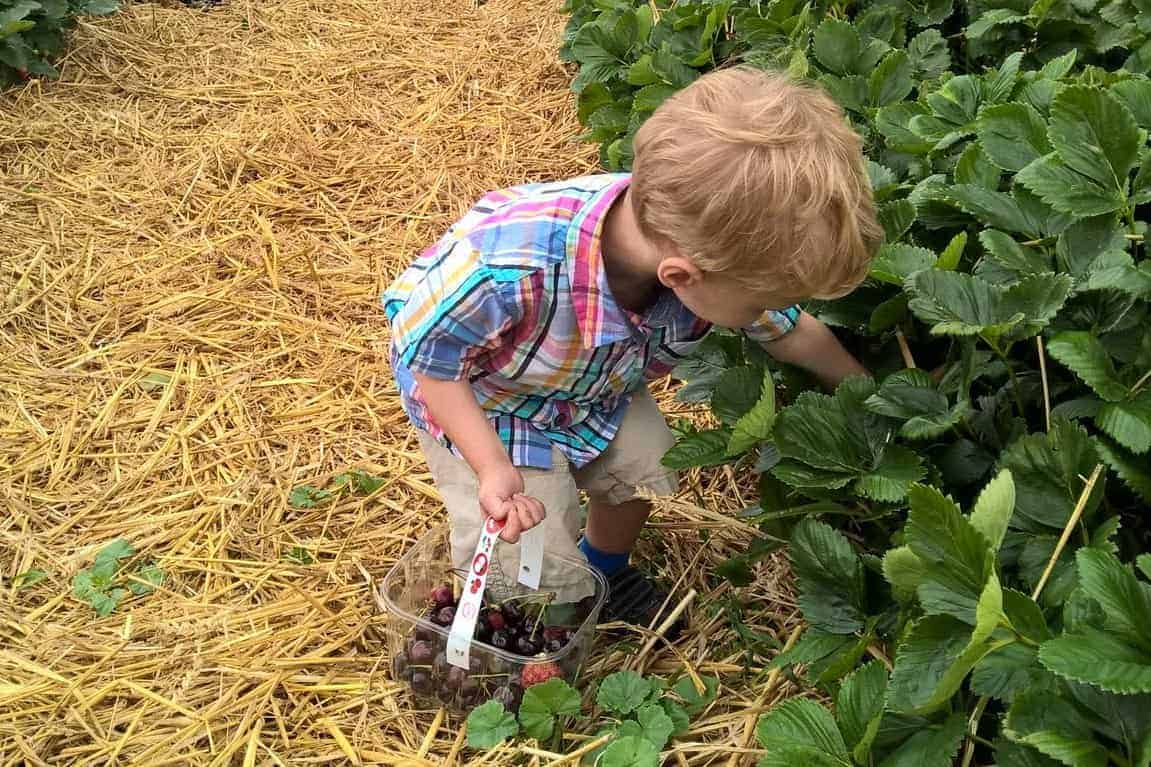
[{"xmin": 578, "ymin": 537, "xmax": 629, "ymax": 577}]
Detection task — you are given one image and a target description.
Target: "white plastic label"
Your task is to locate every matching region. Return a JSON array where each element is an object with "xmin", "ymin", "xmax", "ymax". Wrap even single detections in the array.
[
  {"xmin": 517, "ymin": 525, "xmax": 543, "ymax": 590},
  {"xmin": 447, "ymin": 516, "xmax": 505, "ymax": 670}
]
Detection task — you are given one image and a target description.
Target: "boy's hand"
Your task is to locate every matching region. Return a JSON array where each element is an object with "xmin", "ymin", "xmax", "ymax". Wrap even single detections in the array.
[{"xmin": 477, "ymin": 463, "xmax": 546, "ymax": 543}]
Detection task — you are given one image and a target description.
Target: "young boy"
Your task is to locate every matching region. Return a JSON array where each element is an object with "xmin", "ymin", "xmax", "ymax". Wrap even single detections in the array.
[{"xmin": 383, "ymin": 67, "xmax": 883, "ymax": 633}]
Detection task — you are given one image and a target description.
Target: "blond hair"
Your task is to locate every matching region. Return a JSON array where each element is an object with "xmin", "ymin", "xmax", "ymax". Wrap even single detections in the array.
[{"xmin": 631, "ymin": 67, "xmax": 882, "ymax": 300}]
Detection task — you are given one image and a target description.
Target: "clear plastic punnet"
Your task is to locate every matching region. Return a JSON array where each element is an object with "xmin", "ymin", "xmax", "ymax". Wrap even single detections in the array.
[{"xmin": 375, "ymin": 523, "xmax": 608, "ymax": 713}]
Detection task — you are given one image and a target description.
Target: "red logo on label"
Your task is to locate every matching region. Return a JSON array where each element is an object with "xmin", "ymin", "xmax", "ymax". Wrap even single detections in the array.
[
  {"xmin": 485, "ymin": 517, "xmax": 502, "ymax": 534},
  {"xmin": 472, "ymin": 553, "xmax": 489, "ymax": 576}
]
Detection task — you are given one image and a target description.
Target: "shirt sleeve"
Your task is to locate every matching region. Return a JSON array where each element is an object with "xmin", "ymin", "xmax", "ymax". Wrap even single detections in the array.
[
  {"xmin": 387, "ymin": 239, "xmax": 519, "ymax": 381},
  {"xmin": 742, "ymin": 305, "xmax": 802, "ymax": 346}
]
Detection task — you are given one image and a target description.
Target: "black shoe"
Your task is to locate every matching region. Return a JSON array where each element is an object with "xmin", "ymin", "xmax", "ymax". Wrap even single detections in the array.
[{"xmin": 603, "ymin": 566, "xmax": 687, "ymax": 642}]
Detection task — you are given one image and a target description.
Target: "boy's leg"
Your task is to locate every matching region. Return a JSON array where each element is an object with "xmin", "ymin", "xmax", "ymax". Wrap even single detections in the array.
[
  {"xmin": 416, "ymin": 431, "xmax": 595, "ymax": 603},
  {"xmin": 573, "ymin": 387, "xmax": 682, "ymax": 630}
]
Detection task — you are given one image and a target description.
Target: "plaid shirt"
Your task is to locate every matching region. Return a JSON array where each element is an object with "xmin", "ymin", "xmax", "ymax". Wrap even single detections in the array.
[{"xmin": 383, "ymin": 174, "xmax": 800, "ymax": 469}]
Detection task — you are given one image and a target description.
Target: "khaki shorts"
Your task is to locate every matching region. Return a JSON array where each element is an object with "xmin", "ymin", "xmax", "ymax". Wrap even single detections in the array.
[{"xmin": 417, "ymin": 387, "xmax": 679, "ymax": 602}]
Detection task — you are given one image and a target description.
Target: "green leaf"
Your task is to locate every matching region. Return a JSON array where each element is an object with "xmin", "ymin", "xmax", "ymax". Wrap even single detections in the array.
[
  {"xmin": 1096, "ymin": 394, "xmax": 1151, "ymax": 453},
  {"xmin": 907, "ymin": 270, "xmax": 1070, "ymax": 340},
  {"xmin": 94, "ymin": 538, "xmax": 135, "ymax": 571},
  {"xmin": 926, "ymin": 75, "xmax": 983, "ymax": 129},
  {"xmin": 711, "ymin": 366, "xmax": 762, "ymax": 425},
  {"xmin": 673, "ymin": 675, "xmax": 718, "ymax": 715},
  {"xmin": 906, "ymin": 29, "xmax": 949, "ymax": 78},
  {"xmin": 864, "ymin": 369, "xmax": 956, "ymax": 439},
  {"xmin": 978, "ymin": 229, "xmax": 1051, "ymax": 279},
  {"xmin": 1111, "ymin": 78, "xmax": 1151, "ymax": 129},
  {"xmin": 869, "ymin": 294, "xmax": 909, "ymax": 333},
  {"xmin": 597, "ymin": 671, "xmax": 652, "ymax": 715},
  {"xmin": 790, "ymin": 518, "xmax": 867, "ymax": 634},
  {"xmin": 878, "ymin": 199, "xmax": 917, "ymax": 243},
  {"xmin": 518, "ymin": 677, "xmax": 581, "ymax": 740},
  {"xmin": 466, "ymin": 700, "xmax": 519, "ymax": 749},
  {"xmin": 956, "ymin": 143, "xmax": 1001, "ymax": 189},
  {"xmin": 1016, "ymin": 153, "xmax": 1127, "ymax": 217},
  {"xmin": 887, "ymin": 613, "xmax": 994, "ymax": 715},
  {"xmin": 1005, "ymin": 690, "xmax": 1110, "ymax": 767},
  {"xmin": 13, "ymin": 569, "xmax": 48, "ymax": 589},
  {"xmin": 869, "ymin": 50, "xmax": 913, "ymax": 107},
  {"xmin": 634, "ymin": 703, "xmax": 675, "ymax": 749},
  {"xmin": 767, "ymin": 629, "xmax": 858, "ymax": 672},
  {"xmin": 755, "ymin": 698, "xmax": 851, "ymax": 767},
  {"xmin": 80, "ymin": 0, "xmax": 118, "ymax": 14},
  {"xmin": 289, "ymin": 485, "xmax": 332, "ymax": 509},
  {"xmin": 89, "ymin": 588, "xmax": 126, "ymax": 617},
  {"xmin": 632, "ymin": 83, "xmax": 676, "ymax": 112},
  {"xmin": 936, "ymin": 231, "xmax": 967, "ymax": 271},
  {"xmin": 813, "ymin": 19, "xmax": 862, "ymax": 76},
  {"xmin": 1138, "ymin": 554, "xmax": 1151, "ymax": 581},
  {"xmin": 662, "ymin": 428, "xmax": 733, "ymax": 469},
  {"xmin": 969, "ymin": 469, "xmax": 1015, "ymax": 552},
  {"xmin": 282, "ymin": 545, "xmax": 314, "ymax": 565},
  {"xmin": 128, "ymin": 563, "xmax": 164, "ymax": 596},
  {"xmin": 598, "ymin": 735, "xmax": 660, "ymax": 767},
  {"xmin": 884, "ymin": 545, "xmax": 927, "ymax": 602},
  {"xmin": 1049, "ymin": 85, "xmax": 1141, "ymax": 192},
  {"xmin": 971, "ymin": 642, "xmax": 1045, "ymax": 700},
  {"xmin": 660, "ymin": 699, "xmax": 690, "ymax": 735},
  {"xmin": 1076, "ymin": 548, "xmax": 1151, "ymax": 649},
  {"xmin": 728, "ymin": 371, "xmax": 776, "ymax": 455},
  {"xmin": 869, "ymin": 244, "xmax": 937, "ymax": 285},
  {"xmin": 1047, "ymin": 331, "xmax": 1129, "ymax": 402},
  {"xmin": 905, "ymin": 484, "xmax": 994, "ymax": 623},
  {"xmin": 1094, "ymin": 437, "xmax": 1151, "ymax": 502},
  {"xmin": 837, "ymin": 661, "xmax": 888, "ymax": 760},
  {"xmin": 877, "ymin": 102, "xmax": 935, "ymax": 153},
  {"xmin": 977, "ymin": 103, "xmax": 1053, "ymax": 172},
  {"xmin": 1039, "ymin": 627, "xmax": 1151, "ymax": 694},
  {"xmin": 876, "ymin": 714, "xmax": 966, "ymax": 767},
  {"xmin": 772, "ymin": 380, "xmax": 878, "ymax": 476},
  {"xmin": 1001, "ymin": 420, "xmax": 1101, "ymax": 532},
  {"xmin": 966, "ymin": 8, "xmax": 1029, "ymax": 38},
  {"xmin": 940, "ymin": 185, "xmax": 1034, "ymax": 235},
  {"xmin": 855, "ymin": 445, "xmax": 926, "ymax": 502}
]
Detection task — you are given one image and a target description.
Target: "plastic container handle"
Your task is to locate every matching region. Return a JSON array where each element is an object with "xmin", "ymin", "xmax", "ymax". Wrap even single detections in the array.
[{"xmin": 446, "ymin": 516, "xmax": 545, "ymax": 670}]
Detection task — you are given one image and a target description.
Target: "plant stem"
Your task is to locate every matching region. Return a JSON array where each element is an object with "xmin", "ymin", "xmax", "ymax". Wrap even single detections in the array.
[
  {"xmin": 960, "ymin": 696, "xmax": 990, "ymax": 767},
  {"xmin": 1032, "ymin": 464, "xmax": 1104, "ymax": 600},
  {"xmin": 1036, "ymin": 336, "xmax": 1051, "ymax": 432},
  {"xmin": 989, "ymin": 341, "xmax": 1027, "ymax": 419}
]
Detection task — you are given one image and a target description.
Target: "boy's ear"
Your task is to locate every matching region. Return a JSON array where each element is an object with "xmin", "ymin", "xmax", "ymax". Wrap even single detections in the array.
[{"xmin": 657, "ymin": 255, "xmax": 703, "ymax": 289}]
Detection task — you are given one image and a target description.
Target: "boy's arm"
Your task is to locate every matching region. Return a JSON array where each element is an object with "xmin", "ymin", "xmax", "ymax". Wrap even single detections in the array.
[
  {"xmin": 758, "ymin": 311, "xmax": 869, "ymax": 389},
  {"xmin": 414, "ymin": 373, "xmax": 545, "ymax": 543}
]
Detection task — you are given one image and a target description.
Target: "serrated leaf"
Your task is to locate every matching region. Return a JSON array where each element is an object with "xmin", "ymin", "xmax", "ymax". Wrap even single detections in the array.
[
  {"xmin": 865, "ymin": 368, "xmax": 950, "ymax": 422},
  {"xmin": 906, "ymin": 28, "xmax": 949, "ymax": 78},
  {"xmin": 869, "ymin": 49, "xmax": 913, "ymax": 107},
  {"xmin": 1049, "ymin": 85, "xmax": 1141, "ymax": 192},
  {"xmin": 1005, "ymin": 690, "xmax": 1110, "ymax": 767},
  {"xmin": 878, "ymin": 199, "xmax": 917, "ymax": 243},
  {"xmin": 813, "ymin": 20, "xmax": 862, "ymax": 76},
  {"xmin": 128, "ymin": 563, "xmax": 164, "ymax": 596},
  {"xmin": 1111, "ymin": 78, "xmax": 1151, "ymax": 129},
  {"xmin": 466, "ymin": 700, "xmax": 519, "ymax": 749},
  {"xmin": 728, "ymin": 372, "xmax": 776, "ymax": 455},
  {"xmin": 772, "ymin": 379, "xmax": 879, "ymax": 476},
  {"xmin": 660, "ymin": 699, "xmax": 690, "ymax": 735},
  {"xmin": 1139, "ymin": 554, "xmax": 1151, "ymax": 581},
  {"xmin": 884, "ymin": 545, "xmax": 927, "ymax": 602},
  {"xmin": 634, "ymin": 703, "xmax": 675, "ymax": 749},
  {"xmin": 869, "ymin": 243, "xmax": 936, "ymax": 285},
  {"xmin": 711, "ymin": 366, "xmax": 762, "ymax": 425},
  {"xmin": 927, "ymin": 75, "xmax": 983, "ymax": 129},
  {"xmin": 966, "ymin": 8, "xmax": 1029, "ymax": 38},
  {"xmin": 1077, "ymin": 548, "xmax": 1151, "ymax": 649},
  {"xmin": 598, "ymin": 735, "xmax": 660, "ymax": 767},
  {"xmin": 971, "ymin": 642, "xmax": 1045, "ymax": 701},
  {"xmin": 790, "ymin": 518, "xmax": 867, "ymax": 634},
  {"xmin": 1039, "ymin": 627, "xmax": 1151, "ymax": 694},
  {"xmin": 876, "ymin": 713, "xmax": 966, "ymax": 767},
  {"xmin": 907, "ymin": 270, "xmax": 1070, "ymax": 340},
  {"xmin": 597, "ymin": 671, "xmax": 652, "ymax": 715},
  {"xmin": 1094, "ymin": 436, "xmax": 1151, "ymax": 501},
  {"xmin": 94, "ymin": 538, "xmax": 135, "ymax": 570},
  {"xmin": 936, "ymin": 231, "xmax": 967, "ymax": 271},
  {"xmin": 937, "ymin": 184, "xmax": 1037, "ymax": 236},
  {"xmin": 978, "ymin": 229, "xmax": 1051, "ymax": 279},
  {"xmin": 877, "ymin": 102, "xmax": 936, "ymax": 154},
  {"xmin": 837, "ymin": 661, "xmax": 888, "ymax": 760},
  {"xmin": 13, "ymin": 568, "xmax": 48, "ymax": 589},
  {"xmin": 855, "ymin": 446, "xmax": 926, "ymax": 501},
  {"xmin": 673, "ymin": 674, "xmax": 718, "ymax": 715},
  {"xmin": 289, "ymin": 485, "xmax": 332, "ymax": 509},
  {"xmin": 767, "ymin": 629, "xmax": 858, "ymax": 672},
  {"xmin": 1096, "ymin": 394, "xmax": 1151, "ymax": 453},
  {"xmin": 906, "ymin": 484, "xmax": 995, "ymax": 623},
  {"xmin": 755, "ymin": 698, "xmax": 850, "ymax": 766},
  {"xmin": 1047, "ymin": 331, "xmax": 1129, "ymax": 402},
  {"xmin": 518, "ymin": 678, "xmax": 581, "ymax": 740},
  {"xmin": 1024, "ymin": 154, "xmax": 1127, "ymax": 219},
  {"xmin": 956, "ymin": 142, "xmax": 1000, "ymax": 189},
  {"xmin": 1001, "ymin": 420, "xmax": 1101, "ymax": 533},
  {"xmin": 869, "ymin": 294, "xmax": 909, "ymax": 333},
  {"xmin": 662, "ymin": 428, "xmax": 733, "ymax": 469},
  {"xmin": 970, "ymin": 469, "xmax": 1015, "ymax": 552},
  {"xmin": 977, "ymin": 102, "xmax": 1053, "ymax": 172}
]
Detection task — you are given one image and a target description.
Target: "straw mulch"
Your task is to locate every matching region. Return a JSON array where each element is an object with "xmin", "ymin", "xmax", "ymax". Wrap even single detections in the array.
[{"xmin": 0, "ymin": 0, "xmax": 802, "ymax": 763}]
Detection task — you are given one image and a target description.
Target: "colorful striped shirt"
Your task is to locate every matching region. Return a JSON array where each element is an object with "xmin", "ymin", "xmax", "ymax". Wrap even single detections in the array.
[{"xmin": 382, "ymin": 173, "xmax": 800, "ymax": 469}]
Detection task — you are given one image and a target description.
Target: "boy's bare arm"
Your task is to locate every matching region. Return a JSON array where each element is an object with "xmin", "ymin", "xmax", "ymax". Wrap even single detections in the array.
[
  {"xmin": 413, "ymin": 373, "xmax": 545, "ymax": 542},
  {"xmin": 762, "ymin": 311, "xmax": 869, "ymax": 389}
]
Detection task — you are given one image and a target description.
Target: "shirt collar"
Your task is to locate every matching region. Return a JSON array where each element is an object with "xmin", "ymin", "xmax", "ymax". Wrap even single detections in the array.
[{"xmin": 566, "ymin": 174, "xmax": 637, "ymax": 348}]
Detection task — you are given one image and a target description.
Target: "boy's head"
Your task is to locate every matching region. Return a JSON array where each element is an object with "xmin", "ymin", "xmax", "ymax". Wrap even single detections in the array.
[{"xmin": 630, "ymin": 66, "xmax": 883, "ymax": 328}]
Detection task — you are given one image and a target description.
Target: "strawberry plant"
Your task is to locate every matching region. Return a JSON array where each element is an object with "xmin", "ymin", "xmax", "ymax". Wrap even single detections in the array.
[
  {"xmin": 1, "ymin": 0, "xmax": 119, "ymax": 87},
  {"xmin": 560, "ymin": 0, "xmax": 1151, "ymax": 763},
  {"xmin": 71, "ymin": 538, "xmax": 164, "ymax": 616}
]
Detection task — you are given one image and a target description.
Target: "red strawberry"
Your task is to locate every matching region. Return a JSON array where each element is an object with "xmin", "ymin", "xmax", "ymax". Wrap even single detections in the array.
[{"xmin": 521, "ymin": 661, "xmax": 563, "ymax": 688}]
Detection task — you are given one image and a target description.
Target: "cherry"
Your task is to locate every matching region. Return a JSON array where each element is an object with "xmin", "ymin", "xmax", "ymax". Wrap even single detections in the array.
[
  {"xmin": 490, "ymin": 629, "xmax": 510, "ymax": 650},
  {"xmin": 446, "ymin": 666, "xmax": 467, "ymax": 690},
  {"xmin": 545, "ymin": 638, "xmax": 564, "ymax": 653},
  {"xmin": 392, "ymin": 651, "xmax": 410, "ymax": 678},
  {"xmin": 432, "ymin": 605, "xmax": 456, "ymax": 627},
  {"xmin": 484, "ymin": 609, "xmax": 507, "ymax": 633},
  {"xmin": 501, "ymin": 602, "xmax": 524, "ymax": 625},
  {"xmin": 411, "ymin": 670, "xmax": 431, "ymax": 693},
  {"xmin": 431, "ymin": 584, "xmax": 454, "ymax": 607},
  {"xmin": 409, "ymin": 640, "xmax": 434, "ymax": 665},
  {"xmin": 515, "ymin": 636, "xmax": 541, "ymax": 656}
]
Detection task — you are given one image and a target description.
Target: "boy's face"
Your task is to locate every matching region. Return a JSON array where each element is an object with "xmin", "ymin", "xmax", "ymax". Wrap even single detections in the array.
[{"xmin": 656, "ymin": 254, "xmax": 800, "ymax": 329}]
